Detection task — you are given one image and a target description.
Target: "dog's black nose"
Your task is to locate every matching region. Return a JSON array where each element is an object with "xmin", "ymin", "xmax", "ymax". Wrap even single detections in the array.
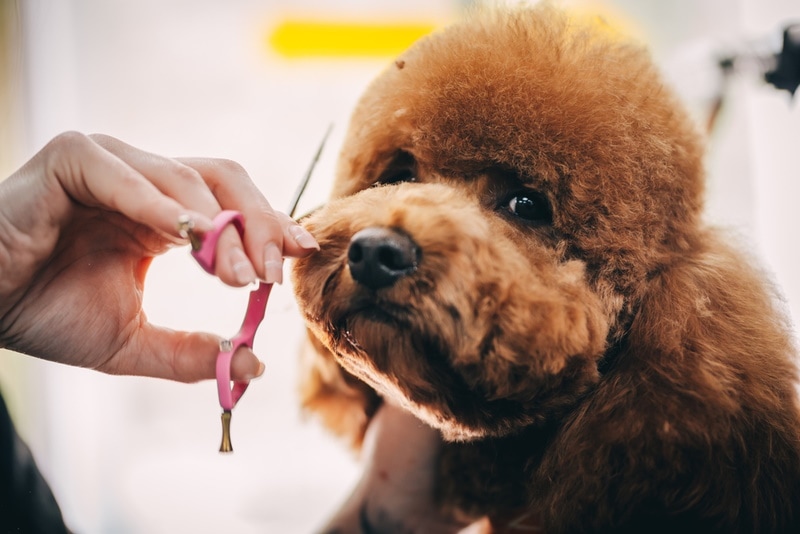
[{"xmin": 348, "ymin": 227, "xmax": 420, "ymax": 290}]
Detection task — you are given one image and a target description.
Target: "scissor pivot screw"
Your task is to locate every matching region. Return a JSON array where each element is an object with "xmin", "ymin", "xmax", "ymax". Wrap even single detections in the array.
[{"xmin": 177, "ymin": 215, "xmax": 202, "ymax": 251}]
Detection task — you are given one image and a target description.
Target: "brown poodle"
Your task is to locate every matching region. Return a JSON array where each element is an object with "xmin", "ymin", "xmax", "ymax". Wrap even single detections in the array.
[{"xmin": 291, "ymin": 4, "xmax": 800, "ymax": 533}]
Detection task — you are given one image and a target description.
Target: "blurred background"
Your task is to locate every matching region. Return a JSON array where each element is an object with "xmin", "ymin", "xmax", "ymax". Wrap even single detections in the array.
[{"xmin": 0, "ymin": 0, "xmax": 798, "ymax": 532}]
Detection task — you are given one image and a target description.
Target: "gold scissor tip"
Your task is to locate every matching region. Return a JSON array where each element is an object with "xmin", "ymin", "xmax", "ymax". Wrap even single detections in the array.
[{"xmin": 219, "ymin": 410, "xmax": 233, "ymax": 453}]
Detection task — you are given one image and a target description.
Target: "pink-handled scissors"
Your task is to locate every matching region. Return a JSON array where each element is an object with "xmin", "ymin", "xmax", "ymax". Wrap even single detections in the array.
[
  {"xmin": 182, "ymin": 210, "xmax": 272, "ymax": 452},
  {"xmin": 180, "ymin": 125, "xmax": 331, "ymax": 453}
]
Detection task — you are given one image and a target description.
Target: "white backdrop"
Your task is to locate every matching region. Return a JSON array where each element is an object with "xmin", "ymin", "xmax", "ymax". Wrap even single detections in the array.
[{"xmin": 2, "ymin": 0, "xmax": 798, "ymax": 532}]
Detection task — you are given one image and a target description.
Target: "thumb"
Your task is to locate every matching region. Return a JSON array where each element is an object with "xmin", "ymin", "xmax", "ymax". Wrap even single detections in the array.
[{"xmin": 103, "ymin": 323, "xmax": 265, "ymax": 383}]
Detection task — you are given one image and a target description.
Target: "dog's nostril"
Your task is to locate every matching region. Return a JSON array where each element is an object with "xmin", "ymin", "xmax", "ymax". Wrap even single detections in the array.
[
  {"xmin": 348, "ymin": 242, "xmax": 364, "ymax": 263},
  {"xmin": 378, "ymin": 246, "xmax": 409, "ymax": 271},
  {"xmin": 348, "ymin": 227, "xmax": 420, "ymax": 290}
]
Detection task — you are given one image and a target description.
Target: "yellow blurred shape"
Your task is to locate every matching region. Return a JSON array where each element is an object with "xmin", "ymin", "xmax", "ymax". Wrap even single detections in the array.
[
  {"xmin": 269, "ymin": 19, "xmax": 438, "ymax": 58},
  {"xmin": 566, "ymin": 3, "xmax": 644, "ymax": 44}
]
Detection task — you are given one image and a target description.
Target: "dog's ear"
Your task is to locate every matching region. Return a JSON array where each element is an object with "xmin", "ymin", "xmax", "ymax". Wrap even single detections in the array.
[
  {"xmin": 456, "ymin": 261, "xmax": 609, "ymax": 411},
  {"xmin": 531, "ymin": 239, "xmax": 800, "ymax": 530},
  {"xmin": 299, "ymin": 331, "xmax": 382, "ymax": 449}
]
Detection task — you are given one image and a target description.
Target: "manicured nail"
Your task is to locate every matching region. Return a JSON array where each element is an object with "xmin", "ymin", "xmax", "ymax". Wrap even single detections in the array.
[
  {"xmin": 263, "ymin": 242, "xmax": 284, "ymax": 284},
  {"xmin": 242, "ymin": 360, "xmax": 266, "ymax": 381},
  {"xmin": 230, "ymin": 247, "xmax": 256, "ymax": 285},
  {"xmin": 289, "ymin": 224, "xmax": 320, "ymax": 250}
]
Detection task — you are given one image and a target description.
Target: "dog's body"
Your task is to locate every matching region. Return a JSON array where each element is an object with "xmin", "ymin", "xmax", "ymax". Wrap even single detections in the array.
[{"xmin": 291, "ymin": 5, "xmax": 800, "ymax": 532}]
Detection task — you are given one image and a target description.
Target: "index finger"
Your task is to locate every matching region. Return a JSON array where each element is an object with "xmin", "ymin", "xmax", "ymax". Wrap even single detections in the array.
[
  {"xmin": 49, "ymin": 132, "xmax": 216, "ymax": 241},
  {"xmin": 89, "ymin": 134, "xmax": 259, "ymax": 287}
]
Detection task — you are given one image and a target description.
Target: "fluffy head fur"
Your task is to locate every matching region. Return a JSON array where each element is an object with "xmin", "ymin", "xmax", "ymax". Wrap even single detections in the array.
[{"xmin": 291, "ymin": 4, "xmax": 800, "ymax": 532}]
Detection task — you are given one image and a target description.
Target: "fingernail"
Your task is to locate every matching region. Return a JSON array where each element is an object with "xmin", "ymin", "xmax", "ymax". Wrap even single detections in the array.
[
  {"xmin": 263, "ymin": 242, "xmax": 284, "ymax": 284},
  {"xmin": 289, "ymin": 224, "xmax": 320, "ymax": 250},
  {"xmin": 230, "ymin": 247, "xmax": 256, "ymax": 285},
  {"xmin": 243, "ymin": 360, "xmax": 266, "ymax": 381}
]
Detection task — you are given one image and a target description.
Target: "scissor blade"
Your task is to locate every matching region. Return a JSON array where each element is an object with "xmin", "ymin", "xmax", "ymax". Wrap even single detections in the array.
[{"xmin": 287, "ymin": 124, "xmax": 333, "ymax": 218}]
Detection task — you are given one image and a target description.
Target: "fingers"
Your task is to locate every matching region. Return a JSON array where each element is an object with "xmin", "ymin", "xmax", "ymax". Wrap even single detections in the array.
[
  {"xmin": 87, "ymin": 134, "xmax": 253, "ymax": 287},
  {"xmin": 276, "ymin": 210, "xmax": 321, "ymax": 258},
  {"xmin": 87, "ymin": 134, "xmax": 319, "ymax": 285},
  {"xmin": 47, "ymin": 131, "xmax": 319, "ymax": 287},
  {"xmin": 178, "ymin": 157, "xmax": 319, "ymax": 284},
  {"xmin": 47, "ymin": 131, "xmax": 215, "ymax": 241},
  {"xmin": 89, "ymin": 134, "xmax": 221, "ymax": 214},
  {"xmin": 102, "ymin": 324, "xmax": 265, "ymax": 384}
]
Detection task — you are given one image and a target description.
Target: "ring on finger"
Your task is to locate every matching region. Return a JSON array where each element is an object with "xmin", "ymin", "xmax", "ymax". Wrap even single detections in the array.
[{"xmin": 177, "ymin": 214, "xmax": 202, "ymax": 251}]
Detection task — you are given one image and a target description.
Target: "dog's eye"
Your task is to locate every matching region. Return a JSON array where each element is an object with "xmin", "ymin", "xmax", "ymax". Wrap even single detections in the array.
[
  {"xmin": 375, "ymin": 150, "xmax": 417, "ymax": 187},
  {"xmin": 502, "ymin": 190, "xmax": 552, "ymax": 223},
  {"xmin": 376, "ymin": 168, "xmax": 416, "ymax": 186}
]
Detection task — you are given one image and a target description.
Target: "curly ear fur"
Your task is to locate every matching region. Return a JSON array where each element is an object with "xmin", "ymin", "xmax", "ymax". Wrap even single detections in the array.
[
  {"xmin": 427, "ymin": 234, "xmax": 800, "ymax": 532},
  {"xmin": 530, "ymin": 233, "xmax": 800, "ymax": 532}
]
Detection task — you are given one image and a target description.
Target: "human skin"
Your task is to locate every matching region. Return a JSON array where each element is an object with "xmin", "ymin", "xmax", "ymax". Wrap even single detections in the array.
[{"xmin": 0, "ymin": 131, "xmax": 318, "ymax": 382}]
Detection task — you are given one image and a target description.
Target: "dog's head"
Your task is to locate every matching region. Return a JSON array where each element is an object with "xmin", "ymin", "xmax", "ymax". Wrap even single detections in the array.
[{"xmin": 292, "ymin": 6, "xmax": 704, "ymax": 440}]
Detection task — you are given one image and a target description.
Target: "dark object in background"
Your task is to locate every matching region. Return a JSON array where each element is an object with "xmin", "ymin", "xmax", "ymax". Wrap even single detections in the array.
[
  {"xmin": 708, "ymin": 21, "xmax": 798, "ymax": 133},
  {"xmin": 765, "ymin": 23, "xmax": 800, "ymax": 96},
  {"xmin": 0, "ymin": 392, "xmax": 70, "ymax": 533}
]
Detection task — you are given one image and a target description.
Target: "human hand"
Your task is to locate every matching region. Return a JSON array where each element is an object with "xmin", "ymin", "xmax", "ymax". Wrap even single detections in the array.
[{"xmin": 0, "ymin": 131, "xmax": 318, "ymax": 382}]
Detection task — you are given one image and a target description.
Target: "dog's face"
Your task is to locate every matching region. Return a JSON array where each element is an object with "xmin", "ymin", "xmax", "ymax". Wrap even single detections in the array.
[{"xmin": 292, "ymin": 7, "xmax": 705, "ymax": 440}]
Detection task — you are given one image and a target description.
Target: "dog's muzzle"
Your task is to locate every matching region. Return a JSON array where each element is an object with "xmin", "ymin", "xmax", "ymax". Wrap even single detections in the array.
[{"xmin": 347, "ymin": 227, "xmax": 420, "ymax": 290}]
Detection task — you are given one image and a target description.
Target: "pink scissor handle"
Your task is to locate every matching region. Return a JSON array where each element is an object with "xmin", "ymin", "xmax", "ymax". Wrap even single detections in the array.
[
  {"xmin": 215, "ymin": 282, "xmax": 271, "ymax": 410},
  {"xmin": 191, "ymin": 210, "xmax": 272, "ymax": 411},
  {"xmin": 191, "ymin": 210, "xmax": 245, "ymax": 274}
]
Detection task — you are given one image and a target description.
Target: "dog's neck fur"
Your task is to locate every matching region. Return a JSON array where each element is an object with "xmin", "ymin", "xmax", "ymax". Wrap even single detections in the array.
[{"xmin": 597, "ymin": 329, "xmax": 631, "ymax": 376}]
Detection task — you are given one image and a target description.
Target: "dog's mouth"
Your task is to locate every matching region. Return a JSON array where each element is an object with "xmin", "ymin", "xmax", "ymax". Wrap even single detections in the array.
[
  {"xmin": 330, "ymin": 281, "xmax": 430, "ymax": 366},
  {"xmin": 308, "ymin": 251, "xmax": 562, "ymax": 440},
  {"xmin": 342, "ymin": 301, "xmax": 411, "ymax": 328},
  {"xmin": 317, "ymin": 224, "xmax": 428, "ymax": 344}
]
